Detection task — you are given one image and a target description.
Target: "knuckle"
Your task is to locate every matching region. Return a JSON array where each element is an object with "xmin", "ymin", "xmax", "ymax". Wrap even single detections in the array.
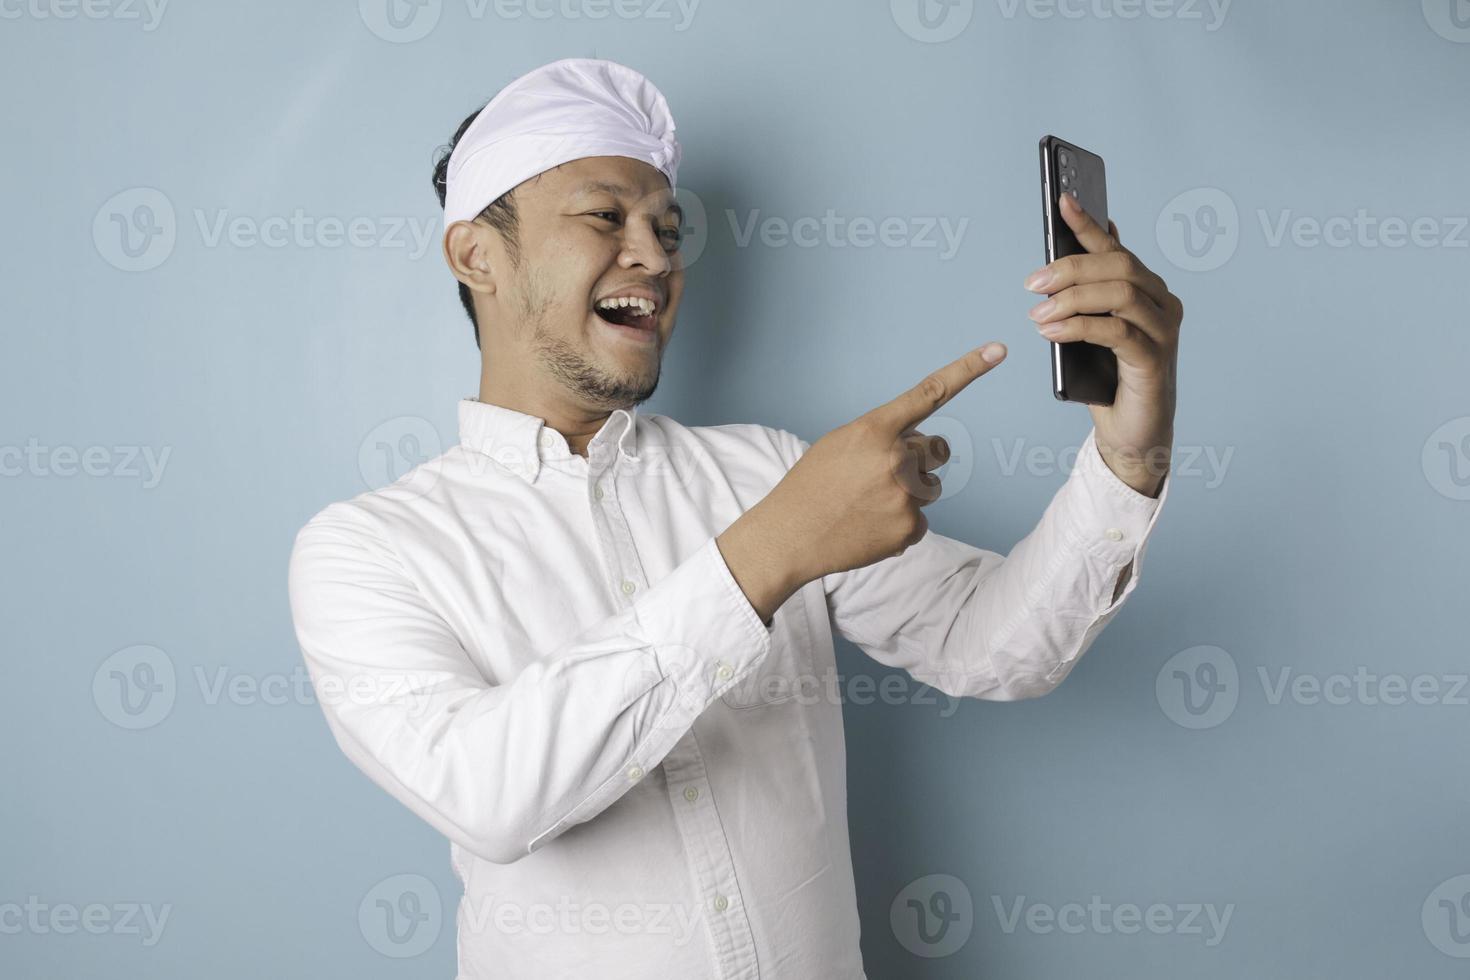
[{"xmin": 852, "ymin": 415, "xmax": 881, "ymax": 441}]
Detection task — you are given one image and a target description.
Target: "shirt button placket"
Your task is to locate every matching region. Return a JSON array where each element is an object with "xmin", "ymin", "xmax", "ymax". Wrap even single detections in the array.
[{"xmin": 596, "ymin": 449, "xmax": 757, "ymax": 976}]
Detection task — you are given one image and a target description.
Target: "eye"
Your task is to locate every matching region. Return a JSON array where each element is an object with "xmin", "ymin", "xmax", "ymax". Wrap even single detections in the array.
[{"xmin": 589, "ymin": 210, "xmax": 621, "ymax": 224}]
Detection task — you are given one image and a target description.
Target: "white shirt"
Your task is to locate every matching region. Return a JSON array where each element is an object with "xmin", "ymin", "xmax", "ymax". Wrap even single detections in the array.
[{"xmin": 287, "ymin": 398, "xmax": 1170, "ymax": 979}]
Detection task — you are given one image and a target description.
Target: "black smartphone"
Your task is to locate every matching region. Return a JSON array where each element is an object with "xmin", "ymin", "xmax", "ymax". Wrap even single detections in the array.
[{"xmin": 1039, "ymin": 135, "xmax": 1117, "ymax": 405}]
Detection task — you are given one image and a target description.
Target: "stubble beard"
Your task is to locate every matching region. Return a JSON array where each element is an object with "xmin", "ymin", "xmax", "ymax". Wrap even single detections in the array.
[{"xmin": 520, "ymin": 272, "xmax": 661, "ymax": 409}]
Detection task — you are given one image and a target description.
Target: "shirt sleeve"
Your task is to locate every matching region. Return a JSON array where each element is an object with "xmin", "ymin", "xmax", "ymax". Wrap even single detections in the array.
[
  {"xmin": 778, "ymin": 426, "xmax": 1170, "ymax": 701},
  {"xmin": 287, "ymin": 503, "xmax": 774, "ymax": 865}
]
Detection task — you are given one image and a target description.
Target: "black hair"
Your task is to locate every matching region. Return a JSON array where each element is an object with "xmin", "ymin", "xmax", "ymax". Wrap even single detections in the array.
[{"xmin": 432, "ymin": 103, "xmax": 523, "ymax": 350}]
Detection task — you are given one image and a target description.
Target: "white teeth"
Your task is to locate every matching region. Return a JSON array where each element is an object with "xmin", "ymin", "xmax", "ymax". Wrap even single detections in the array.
[{"xmin": 597, "ymin": 296, "xmax": 656, "ymax": 316}]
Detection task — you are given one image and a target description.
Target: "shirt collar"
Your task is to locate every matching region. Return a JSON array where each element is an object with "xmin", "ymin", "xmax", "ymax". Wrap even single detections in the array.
[{"xmin": 457, "ymin": 398, "xmax": 641, "ymax": 483}]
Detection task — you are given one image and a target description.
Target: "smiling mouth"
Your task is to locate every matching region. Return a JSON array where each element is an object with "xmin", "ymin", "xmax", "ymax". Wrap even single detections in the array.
[{"xmin": 593, "ymin": 304, "xmax": 657, "ymax": 331}]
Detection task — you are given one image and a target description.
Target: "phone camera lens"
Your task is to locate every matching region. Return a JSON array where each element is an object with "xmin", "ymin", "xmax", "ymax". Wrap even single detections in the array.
[
  {"xmin": 1058, "ymin": 149, "xmax": 1071, "ymax": 167},
  {"xmin": 1068, "ymin": 188, "xmax": 1079, "ymax": 199},
  {"xmin": 1059, "ymin": 172, "xmax": 1071, "ymax": 189}
]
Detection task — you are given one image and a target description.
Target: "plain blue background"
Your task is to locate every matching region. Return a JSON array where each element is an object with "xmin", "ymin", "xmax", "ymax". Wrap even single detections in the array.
[{"xmin": 3, "ymin": 0, "xmax": 1468, "ymax": 976}]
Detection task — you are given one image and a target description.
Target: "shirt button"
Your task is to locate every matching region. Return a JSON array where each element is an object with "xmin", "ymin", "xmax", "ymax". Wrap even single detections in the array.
[
  {"xmin": 593, "ymin": 483, "xmax": 604, "ymax": 500},
  {"xmin": 716, "ymin": 662, "xmax": 733, "ymax": 681},
  {"xmin": 621, "ymin": 580, "xmax": 637, "ymax": 595},
  {"xmin": 684, "ymin": 786, "xmax": 699, "ymax": 803},
  {"xmin": 626, "ymin": 764, "xmax": 644, "ymax": 780},
  {"xmin": 539, "ymin": 431, "xmax": 555, "ymax": 448},
  {"xmin": 1105, "ymin": 527, "xmax": 1124, "ymax": 542},
  {"xmin": 713, "ymin": 894, "xmax": 729, "ymax": 912}
]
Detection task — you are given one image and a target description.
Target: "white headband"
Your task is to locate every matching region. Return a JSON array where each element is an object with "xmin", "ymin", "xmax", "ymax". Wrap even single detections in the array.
[{"xmin": 442, "ymin": 58, "xmax": 681, "ymax": 230}]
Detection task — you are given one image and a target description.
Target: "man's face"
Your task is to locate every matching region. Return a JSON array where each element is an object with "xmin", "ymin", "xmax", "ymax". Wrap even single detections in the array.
[{"xmin": 482, "ymin": 155, "xmax": 686, "ymax": 410}]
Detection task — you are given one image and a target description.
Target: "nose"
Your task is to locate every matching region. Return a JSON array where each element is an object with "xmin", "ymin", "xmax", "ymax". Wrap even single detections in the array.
[{"xmin": 617, "ymin": 216, "xmax": 674, "ymax": 277}]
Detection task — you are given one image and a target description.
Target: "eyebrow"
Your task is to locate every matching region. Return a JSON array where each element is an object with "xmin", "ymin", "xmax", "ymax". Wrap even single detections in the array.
[
  {"xmin": 572, "ymin": 180, "xmax": 683, "ymax": 222},
  {"xmin": 575, "ymin": 180, "xmax": 635, "ymax": 197}
]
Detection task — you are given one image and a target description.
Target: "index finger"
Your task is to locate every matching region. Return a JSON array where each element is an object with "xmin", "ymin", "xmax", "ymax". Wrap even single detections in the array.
[
  {"xmin": 865, "ymin": 343, "xmax": 1006, "ymax": 435},
  {"xmin": 1059, "ymin": 190, "xmax": 1122, "ymax": 255}
]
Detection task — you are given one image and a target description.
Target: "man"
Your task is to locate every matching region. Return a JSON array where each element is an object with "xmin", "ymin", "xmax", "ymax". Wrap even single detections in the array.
[{"xmin": 287, "ymin": 58, "xmax": 1180, "ymax": 979}]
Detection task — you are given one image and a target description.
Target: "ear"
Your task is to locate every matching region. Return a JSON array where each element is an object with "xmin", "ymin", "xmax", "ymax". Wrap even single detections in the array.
[{"xmin": 442, "ymin": 219, "xmax": 498, "ymax": 296}]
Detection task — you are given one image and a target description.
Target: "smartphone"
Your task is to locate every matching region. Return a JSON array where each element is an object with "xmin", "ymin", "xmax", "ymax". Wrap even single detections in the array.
[{"xmin": 1039, "ymin": 135, "xmax": 1117, "ymax": 405}]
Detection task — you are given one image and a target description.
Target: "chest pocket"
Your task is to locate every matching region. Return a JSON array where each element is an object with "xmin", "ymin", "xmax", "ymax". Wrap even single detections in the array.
[{"xmin": 722, "ymin": 585, "xmax": 816, "ymax": 709}]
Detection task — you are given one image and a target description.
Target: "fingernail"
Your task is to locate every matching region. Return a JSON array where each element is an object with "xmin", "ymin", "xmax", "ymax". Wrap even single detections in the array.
[
  {"xmin": 1027, "ymin": 299, "xmax": 1055, "ymax": 321},
  {"xmin": 1037, "ymin": 322, "xmax": 1064, "ymax": 338},
  {"xmin": 981, "ymin": 343, "xmax": 1006, "ymax": 363},
  {"xmin": 1024, "ymin": 268, "xmax": 1053, "ymax": 291}
]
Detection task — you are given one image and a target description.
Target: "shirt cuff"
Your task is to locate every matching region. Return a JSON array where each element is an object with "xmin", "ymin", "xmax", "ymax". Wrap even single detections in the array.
[
  {"xmin": 1060, "ymin": 428, "xmax": 1172, "ymax": 610},
  {"xmin": 635, "ymin": 535, "xmax": 775, "ymax": 706}
]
